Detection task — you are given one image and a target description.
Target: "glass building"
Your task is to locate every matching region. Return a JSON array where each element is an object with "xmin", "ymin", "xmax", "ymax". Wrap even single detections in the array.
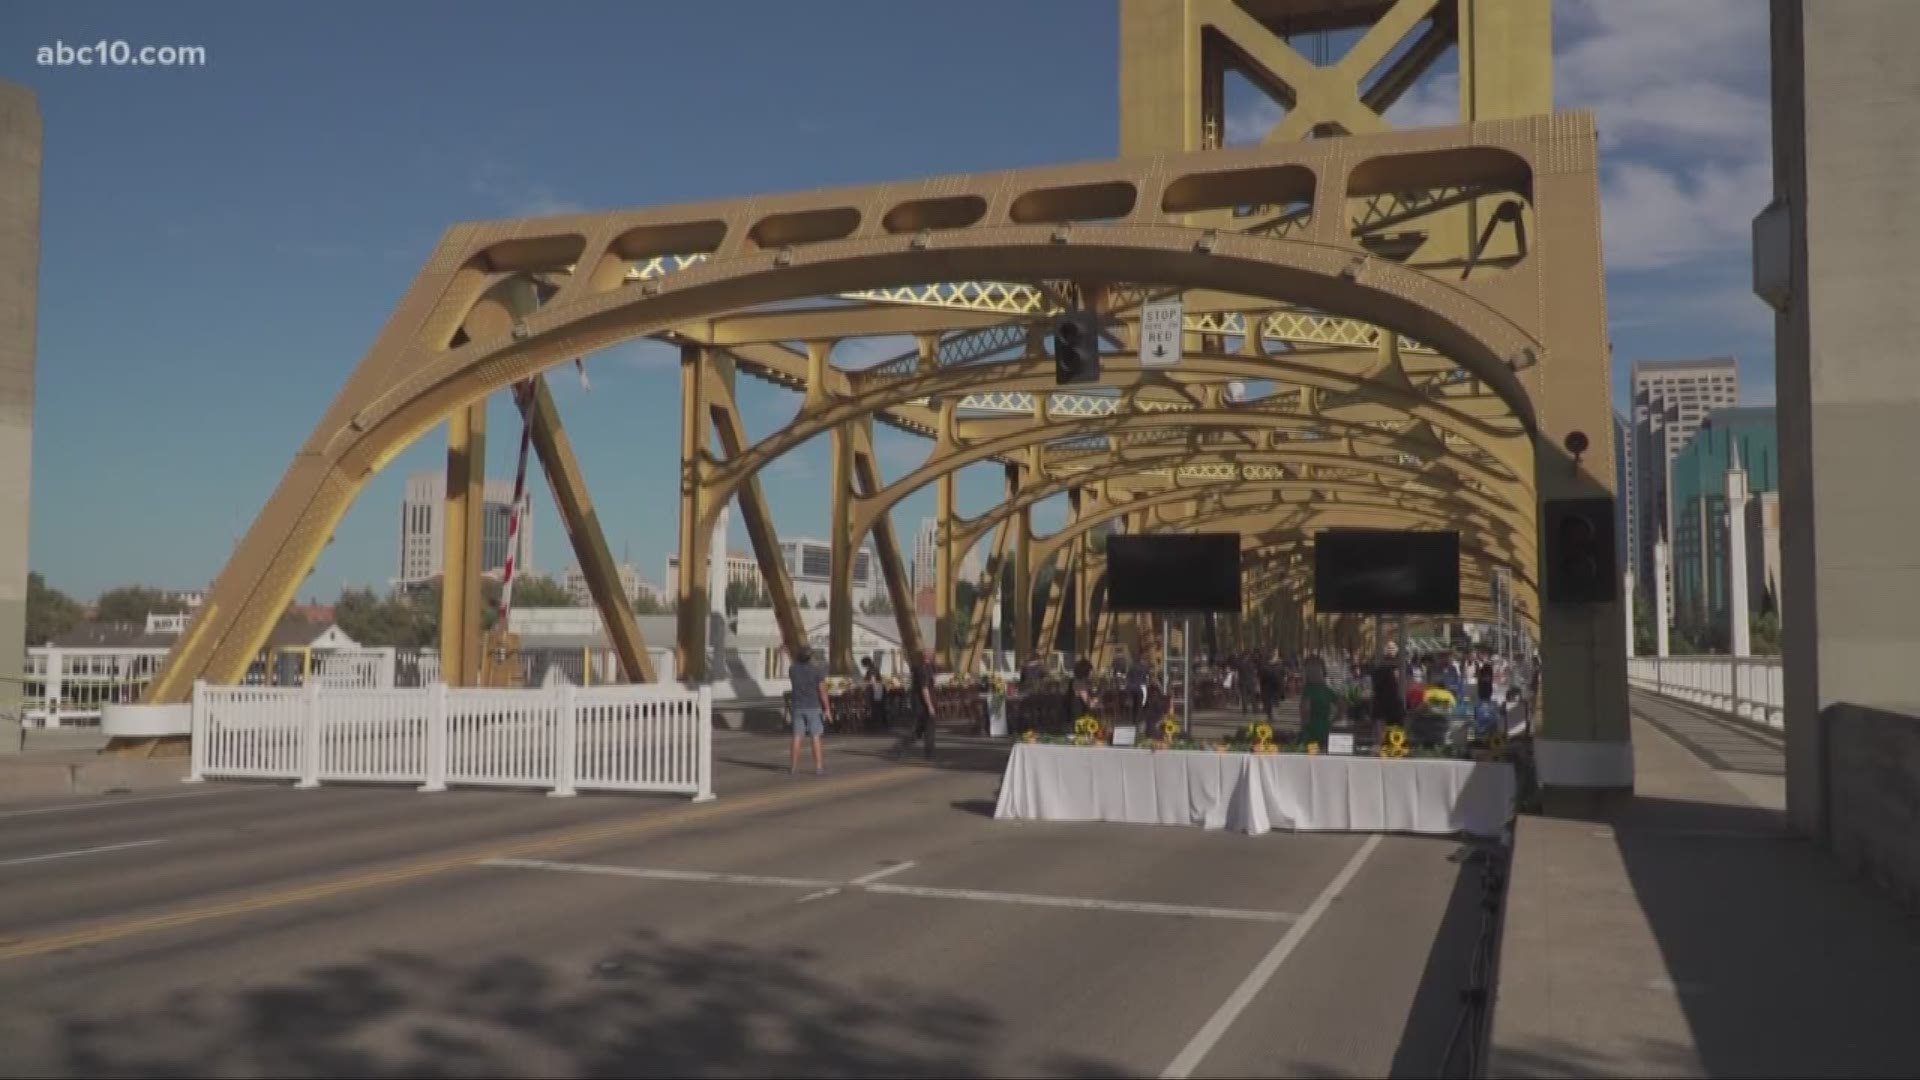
[{"xmin": 1669, "ymin": 408, "xmax": 1777, "ymax": 631}]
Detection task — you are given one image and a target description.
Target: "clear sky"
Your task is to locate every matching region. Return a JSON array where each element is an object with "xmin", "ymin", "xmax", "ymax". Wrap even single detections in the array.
[{"xmin": 3, "ymin": 0, "xmax": 1773, "ymax": 602}]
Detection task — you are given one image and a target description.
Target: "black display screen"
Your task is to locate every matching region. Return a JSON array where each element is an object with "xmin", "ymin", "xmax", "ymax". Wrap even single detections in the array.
[
  {"xmin": 1312, "ymin": 529, "xmax": 1460, "ymax": 615},
  {"xmin": 1106, "ymin": 533, "xmax": 1243, "ymax": 613}
]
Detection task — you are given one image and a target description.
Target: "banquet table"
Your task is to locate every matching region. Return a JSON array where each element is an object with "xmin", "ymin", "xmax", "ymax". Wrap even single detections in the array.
[{"xmin": 993, "ymin": 743, "xmax": 1515, "ymax": 839}]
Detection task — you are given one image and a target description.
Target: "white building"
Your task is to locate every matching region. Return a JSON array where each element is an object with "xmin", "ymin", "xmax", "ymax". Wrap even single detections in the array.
[
  {"xmin": 559, "ymin": 561, "xmax": 658, "ymax": 607},
  {"xmin": 664, "ymin": 550, "xmax": 764, "ymax": 601},
  {"xmin": 398, "ymin": 471, "xmax": 534, "ymax": 586},
  {"xmin": 779, "ymin": 536, "xmax": 887, "ymax": 608},
  {"xmin": 1631, "ymin": 357, "xmax": 1738, "ymax": 622}
]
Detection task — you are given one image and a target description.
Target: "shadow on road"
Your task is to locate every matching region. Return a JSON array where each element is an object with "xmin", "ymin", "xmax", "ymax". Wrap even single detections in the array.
[{"xmin": 55, "ymin": 929, "xmax": 1072, "ymax": 1078}]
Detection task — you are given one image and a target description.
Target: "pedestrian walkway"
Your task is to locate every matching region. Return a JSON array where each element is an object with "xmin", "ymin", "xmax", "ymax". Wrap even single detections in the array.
[{"xmin": 1490, "ymin": 689, "xmax": 1920, "ymax": 1077}]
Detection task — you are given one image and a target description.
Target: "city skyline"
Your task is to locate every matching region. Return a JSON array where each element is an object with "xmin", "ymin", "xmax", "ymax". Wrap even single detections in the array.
[{"xmin": 7, "ymin": 1, "xmax": 1777, "ymax": 600}]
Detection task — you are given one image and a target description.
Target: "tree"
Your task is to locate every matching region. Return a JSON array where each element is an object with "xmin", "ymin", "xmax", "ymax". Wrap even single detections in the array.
[
  {"xmin": 860, "ymin": 594, "xmax": 894, "ymax": 616},
  {"xmin": 1633, "ymin": 596, "xmax": 1656, "ymax": 656},
  {"xmin": 25, "ymin": 572, "xmax": 83, "ymax": 647},
  {"xmin": 509, "ymin": 573, "xmax": 573, "ymax": 608},
  {"xmin": 725, "ymin": 578, "xmax": 772, "ymax": 613},
  {"xmin": 631, "ymin": 591, "xmax": 669, "ymax": 616},
  {"xmin": 1750, "ymin": 610, "xmax": 1782, "ymax": 656},
  {"xmin": 94, "ymin": 585, "xmax": 189, "ymax": 625}
]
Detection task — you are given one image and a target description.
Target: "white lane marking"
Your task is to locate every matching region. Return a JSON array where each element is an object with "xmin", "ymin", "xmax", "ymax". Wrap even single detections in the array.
[
  {"xmin": 0, "ymin": 790, "xmax": 236, "ymax": 819},
  {"xmin": 484, "ymin": 857, "xmax": 1299, "ymax": 924},
  {"xmin": 862, "ymin": 882, "xmax": 1297, "ymax": 924},
  {"xmin": 0, "ymin": 838, "xmax": 171, "ymax": 867},
  {"xmin": 848, "ymin": 860, "xmax": 917, "ymax": 886},
  {"xmin": 1160, "ymin": 833, "xmax": 1384, "ymax": 1080},
  {"xmin": 482, "ymin": 857, "xmax": 838, "ymax": 892}
]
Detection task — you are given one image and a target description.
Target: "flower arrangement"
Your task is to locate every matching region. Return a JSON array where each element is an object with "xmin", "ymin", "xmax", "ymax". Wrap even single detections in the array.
[
  {"xmin": 1380, "ymin": 725, "xmax": 1410, "ymax": 759},
  {"xmin": 1072, "ymin": 715, "xmax": 1103, "ymax": 746},
  {"xmin": 1021, "ymin": 729, "xmax": 1039, "ymax": 744}
]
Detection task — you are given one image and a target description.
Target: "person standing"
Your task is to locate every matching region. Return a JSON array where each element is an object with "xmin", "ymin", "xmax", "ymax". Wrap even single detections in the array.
[
  {"xmin": 1125, "ymin": 652, "xmax": 1150, "ymax": 728},
  {"xmin": 1259, "ymin": 652, "xmax": 1282, "ymax": 723},
  {"xmin": 862, "ymin": 656, "xmax": 887, "ymax": 731},
  {"xmin": 1298, "ymin": 655, "xmax": 1337, "ymax": 748},
  {"xmin": 787, "ymin": 646, "xmax": 831, "ymax": 776},
  {"xmin": 1370, "ymin": 640, "xmax": 1406, "ymax": 743},
  {"xmin": 903, "ymin": 645, "xmax": 938, "ymax": 759}
]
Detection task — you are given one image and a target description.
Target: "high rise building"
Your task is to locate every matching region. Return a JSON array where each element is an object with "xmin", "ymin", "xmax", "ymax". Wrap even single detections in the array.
[
  {"xmin": 912, "ymin": 518, "xmax": 938, "ymax": 594},
  {"xmin": 397, "ymin": 471, "xmax": 534, "ymax": 587},
  {"xmin": 1631, "ymin": 357, "xmax": 1739, "ymax": 621},
  {"xmin": 912, "ymin": 516, "xmax": 983, "ymax": 598},
  {"xmin": 1669, "ymin": 408, "xmax": 1777, "ymax": 634},
  {"xmin": 1613, "ymin": 409, "xmax": 1634, "ymax": 583}
]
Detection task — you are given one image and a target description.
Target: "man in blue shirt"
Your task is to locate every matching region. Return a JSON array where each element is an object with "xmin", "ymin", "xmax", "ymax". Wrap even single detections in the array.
[{"xmin": 788, "ymin": 646, "xmax": 832, "ymax": 776}]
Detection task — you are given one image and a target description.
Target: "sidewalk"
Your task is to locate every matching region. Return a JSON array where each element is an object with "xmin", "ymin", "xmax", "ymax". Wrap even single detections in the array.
[{"xmin": 1490, "ymin": 691, "xmax": 1920, "ymax": 1077}]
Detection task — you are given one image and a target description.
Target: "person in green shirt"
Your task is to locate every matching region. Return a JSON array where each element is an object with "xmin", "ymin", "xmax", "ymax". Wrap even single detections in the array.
[{"xmin": 1298, "ymin": 655, "xmax": 1338, "ymax": 749}]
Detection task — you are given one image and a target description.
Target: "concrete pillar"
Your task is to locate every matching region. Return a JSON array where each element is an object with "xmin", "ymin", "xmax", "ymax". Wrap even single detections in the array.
[
  {"xmin": 0, "ymin": 83, "xmax": 39, "ymax": 754},
  {"xmin": 1765, "ymin": 0, "xmax": 1920, "ymax": 844},
  {"xmin": 1725, "ymin": 448, "xmax": 1751, "ymax": 658},
  {"xmin": 1624, "ymin": 569, "xmax": 1637, "ymax": 658},
  {"xmin": 1654, "ymin": 539, "xmax": 1671, "ymax": 658}
]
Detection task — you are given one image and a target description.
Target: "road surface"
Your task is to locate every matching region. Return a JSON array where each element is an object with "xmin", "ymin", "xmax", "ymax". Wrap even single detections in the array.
[{"xmin": 0, "ymin": 725, "xmax": 1492, "ymax": 1077}]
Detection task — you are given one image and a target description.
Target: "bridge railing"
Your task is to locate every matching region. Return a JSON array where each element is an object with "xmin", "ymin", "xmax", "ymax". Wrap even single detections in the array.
[
  {"xmin": 190, "ymin": 680, "xmax": 712, "ymax": 800},
  {"xmin": 1627, "ymin": 656, "xmax": 1784, "ymax": 730}
]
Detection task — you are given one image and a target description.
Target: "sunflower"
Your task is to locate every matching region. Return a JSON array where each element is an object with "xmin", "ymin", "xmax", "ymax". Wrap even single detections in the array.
[{"xmin": 1381, "ymin": 725, "xmax": 1410, "ymax": 758}]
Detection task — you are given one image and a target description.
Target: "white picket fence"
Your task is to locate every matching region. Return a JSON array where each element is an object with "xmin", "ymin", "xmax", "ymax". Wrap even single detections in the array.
[
  {"xmin": 1627, "ymin": 656, "xmax": 1785, "ymax": 730},
  {"xmin": 188, "ymin": 680, "xmax": 712, "ymax": 799}
]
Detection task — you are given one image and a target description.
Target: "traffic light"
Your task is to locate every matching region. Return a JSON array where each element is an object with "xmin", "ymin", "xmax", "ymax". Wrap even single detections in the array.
[
  {"xmin": 1543, "ymin": 497, "xmax": 1617, "ymax": 605},
  {"xmin": 1053, "ymin": 311, "xmax": 1101, "ymax": 385}
]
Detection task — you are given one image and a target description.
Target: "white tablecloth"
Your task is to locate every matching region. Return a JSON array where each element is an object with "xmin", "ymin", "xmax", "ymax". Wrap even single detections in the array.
[{"xmin": 993, "ymin": 744, "xmax": 1514, "ymax": 838}]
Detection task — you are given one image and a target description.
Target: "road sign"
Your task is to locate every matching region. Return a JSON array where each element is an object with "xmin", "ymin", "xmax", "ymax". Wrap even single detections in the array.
[{"xmin": 1141, "ymin": 297, "xmax": 1183, "ymax": 368}]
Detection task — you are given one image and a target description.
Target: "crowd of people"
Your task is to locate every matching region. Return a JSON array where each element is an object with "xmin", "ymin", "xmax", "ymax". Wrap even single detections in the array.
[{"xmin": 782, "ymin": 639, "xmax": 1539, "ymax": 771}]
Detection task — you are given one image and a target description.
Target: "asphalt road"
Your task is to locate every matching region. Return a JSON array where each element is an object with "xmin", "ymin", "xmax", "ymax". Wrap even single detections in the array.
[{"xmin": 0, "ymin": 723, "xmax": 1493, "ymax": 1078}]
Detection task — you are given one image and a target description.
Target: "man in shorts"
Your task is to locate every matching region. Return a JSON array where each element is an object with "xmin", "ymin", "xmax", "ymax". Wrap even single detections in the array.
[{"xmin": 788, "ymin": 646, "xmax": 832, "ymax": 776}]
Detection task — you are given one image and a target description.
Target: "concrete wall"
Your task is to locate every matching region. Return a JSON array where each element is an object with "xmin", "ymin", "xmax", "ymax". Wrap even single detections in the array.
[
  {"xmin": 1769, "ymin": 1, "xmax": 1920, "ymax": 838},
  {"xmin": 1824, "ymin": 703, "xmax": 1920, "ymax": 912},
  {"xmin": 0, "ymin": 82, "xmax": 42, "ymax": 752}
]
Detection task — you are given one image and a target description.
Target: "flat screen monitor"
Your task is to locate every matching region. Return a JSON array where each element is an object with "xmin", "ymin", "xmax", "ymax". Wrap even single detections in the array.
[
  {"xmin": 1106, "ymin": 533, "xmax": 1242, "ymax": 613},
  {"xmin": 1312, "ymin": 529, "xmax": 1460, "ymax": 615}
]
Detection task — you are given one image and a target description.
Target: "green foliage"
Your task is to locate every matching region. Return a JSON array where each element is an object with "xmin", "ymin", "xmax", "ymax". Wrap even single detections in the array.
[
  {"xmin": 510, "ymin": 573, "xmax": 573, "ymax": 608},
  {"xmin": 860, "ymin": 593, "xmax": 895, "ymax": 616},
  {"xmin": 94, "ymin": 585, "xmax": 189, "ymax": 625},
  {"xmin": 1750, "ymin": 610, "xmax": 1782, "ymax": 656},
  {"xmin": 631, "ymin": 591, "xmax": 669, "ymax": 615},
  {"xmin": 725, "ymin": 578, "xmax": 772, "ymax": 613},
  {"xmin": 1633, "ymin": 594, "xmax": 1656, "ymax": 656},
  {"xmin": 25, "ymin": 572, "xmax": 83, "ymax": 647}
]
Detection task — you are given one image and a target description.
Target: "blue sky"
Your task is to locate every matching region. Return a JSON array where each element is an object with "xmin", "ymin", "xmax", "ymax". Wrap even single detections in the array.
[{"xmin": 4, "ymin": 0, "xmax": 1774, "ymax": 602}]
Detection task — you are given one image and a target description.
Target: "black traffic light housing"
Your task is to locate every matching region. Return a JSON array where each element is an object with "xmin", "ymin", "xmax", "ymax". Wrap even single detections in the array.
[
  {"xmin": 1543, "ymin": 497, "xmax": 1617, "ymax": 605},
  {"xmin": 1053, "ymin": 311, "xmax": 1101, "ymax": 385}
]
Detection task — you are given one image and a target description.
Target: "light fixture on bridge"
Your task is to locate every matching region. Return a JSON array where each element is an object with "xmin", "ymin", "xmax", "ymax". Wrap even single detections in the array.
[
  {"xmin": 1506, "ymin": 347, "xmax": 1538, "ymax": 372},
  {"xmin": 1053, "ymin": 311, "xmax": 1101, "ymax": 386},
  {"xmin": 1195, "ymin": 229, "xmax": 1218, "ymax": 254},
  {"xmin": 511, "ymin": 321, "xmax": 531, "ymax": 341}
]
